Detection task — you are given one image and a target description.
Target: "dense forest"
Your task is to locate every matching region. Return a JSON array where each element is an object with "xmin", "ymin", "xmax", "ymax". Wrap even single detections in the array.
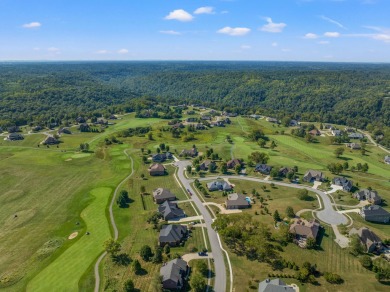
[{"xmin": 1, "ymin": 61, "xmax": 390, "ymax": 145}]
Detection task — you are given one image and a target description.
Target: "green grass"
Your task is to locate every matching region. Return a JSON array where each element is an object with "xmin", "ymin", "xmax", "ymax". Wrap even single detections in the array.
[{"xmin": 27, "ymin": 187, "xmax": 112, "ymax": 292}]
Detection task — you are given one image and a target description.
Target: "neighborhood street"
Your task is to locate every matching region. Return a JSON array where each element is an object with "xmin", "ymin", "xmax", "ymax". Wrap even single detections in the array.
[
  {"xmin": 196, "ymin": 175, "xmax": 348, "ymax": 225},
  {"xmin": 174, "ymin": 160, "xmax": 228, "ymax": 292}
]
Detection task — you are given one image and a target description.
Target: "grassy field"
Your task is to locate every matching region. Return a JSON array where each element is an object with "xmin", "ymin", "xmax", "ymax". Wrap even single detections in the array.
[
  {"xmin": 27, "ymin": 187, "xmax": 112, "ymax": 292},
  {"xmin": 229, "ymin": 225, "xmax": 387, "ymax": 292},
  {"xmin": 1, "ymin": 112, "xmax": 390, "ymax": 291}
]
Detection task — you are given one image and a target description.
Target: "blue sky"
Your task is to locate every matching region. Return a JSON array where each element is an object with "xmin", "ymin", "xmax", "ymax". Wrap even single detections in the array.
[{"xmin": 0, "ymin": 0, "xmax": 389, "ymax": 61}]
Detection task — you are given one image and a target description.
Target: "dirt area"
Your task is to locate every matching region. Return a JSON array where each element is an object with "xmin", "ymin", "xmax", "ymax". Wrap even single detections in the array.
[
  {"xmin": 68, "ymin": 232, "xmax": 78, "ymax": 240},
  {"xmin": 65, "ymin": 158, "xmax": 72, "ymax": 162}
]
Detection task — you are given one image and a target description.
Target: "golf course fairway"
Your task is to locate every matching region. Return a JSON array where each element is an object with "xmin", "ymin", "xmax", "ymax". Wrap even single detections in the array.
[{"xmin": 27, "ymin": 187, "xmax": 112, "ymax": 292}]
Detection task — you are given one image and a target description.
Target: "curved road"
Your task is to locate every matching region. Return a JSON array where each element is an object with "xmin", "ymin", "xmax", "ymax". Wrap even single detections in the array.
[
  {"xmin": 174, "ymin": 160, "xmax": 229, "ymax": 292},
  {"xmin": 197, "ymin": 175, "xmax": 348, "ymax": 225},
  {"xmin": 94, "ymin": 150, "xmax": 134, "ymax": 292}
]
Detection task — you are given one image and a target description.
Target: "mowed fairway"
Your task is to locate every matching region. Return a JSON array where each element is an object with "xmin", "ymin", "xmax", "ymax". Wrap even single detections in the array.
[{"xmin": 27, "ymin": 187, "xmax": 112, "ymax": 292}]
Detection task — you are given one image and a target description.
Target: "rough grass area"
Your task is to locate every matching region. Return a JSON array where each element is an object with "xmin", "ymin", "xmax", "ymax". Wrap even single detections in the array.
[
  {"xmin": 27, "ymin": 187, "xmax": 112, "ymax": 292},
  {"xmin": 230, "ymin": 226, "xmax": 386, "ymax": 292}
]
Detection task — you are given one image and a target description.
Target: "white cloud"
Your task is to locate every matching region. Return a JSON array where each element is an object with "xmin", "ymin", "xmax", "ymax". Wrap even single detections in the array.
[
  {"xmin": 271, "ymin": 42, "xmax": 278, "ymax": 47},
  {"xmin": 260, "ymin": 17, "xmax": 286, "ymax": 33},
  {"xmin": 160, "ymin": 30, "xmax": 181, "ymax": 35},
  {"xmin": 318, "ymin": 40, "xmax": 330, "ymax": 45},
  {"xmin": 118, "ymin": 49, "xmax": 129, "ymax": 54},
  {"xmin": 324, "ymin": 32, "xmax": 340, "ymax": 37},
  {"xmin": 217, "ymin": 26, "xmax": 251, "ymax": 36},
  {"xmin": 165, "ymin": 9, "xmax": 194, "ymax": 22},
  {"xmin": 320, "ymin": 15, "xmax": 347, "ymax": 30},
  {"xmin": 241, "ymin": 45, "xmax": 252, "ymax": 49},
  {"xmin": 23, "ymin": 22, "xmax": 41, "ymax": 28},
  {"xmin": 304, "ymin": 33, "xmax": 318, "ymax": 39},
  {"xmin": 194, "ymin": 6, "xmax": 214, "ymax": 15},
  {"xmin": 372, "ymin": 34, "xmax": 390, "ymax": 43},
  {"xmin": 96, "ymin": 50, "xmax": 109, "ymax": 54}
]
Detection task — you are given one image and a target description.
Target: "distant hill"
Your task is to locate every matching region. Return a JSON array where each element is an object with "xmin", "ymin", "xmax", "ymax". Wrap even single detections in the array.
[{"xmin": 0, "ymin": 61, "xmax": 389, "ymax": 129}]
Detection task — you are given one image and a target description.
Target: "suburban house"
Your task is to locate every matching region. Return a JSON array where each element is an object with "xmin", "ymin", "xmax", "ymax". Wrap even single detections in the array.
[
  {"xmin": 278, "ymin": 167, "xmax": 292, "ymax": 177},
  {"xmin": 58, "ymin": 127, "xmax": 71, "ymax": 135},
  {"xmin": 303, "ymin": 170, "xmax": 325, "ymax": 182},
  {"xmin": 226, "ymin": 193, "xmax": 250, "ymax": 209},
  {"xmin": 195, "ymin": 123, "xmax": 206, "ymax": 130},
  {"xmin": 199, "ymin": 160, "xmax": 216, "ymax": 171},
  {"xmin": 346, "ymin": 143, "xmax": 361, "ymax": 150},
  {"xmin": 159, "ymin": 224, "xmax": 188, "ymax": 247},
  {"xmin": 289, "ymin": 218, "xmax": 320, "ymax": 247},
  {"xmin": 6, "ymin": 133, "xmax": 24, "ymax": 141},
  {"xmin": 309, "ymin": 129, "xmax": 321, "ymax": 136},
  {"xmin": 331, "ymin": 129, "xmax": 342, "ymax": 136},
  {"xmin": 349, "ymin": 227, "xmax": 383, "ymax": 253},
  {"xmin": 8, "ymin": 125, "xmax": 20, "ymax": 133},
  {"xmin": 250, "ymin": 114, "xmax": 262, "ymax": 119},
  {"xmin": 200, "ymin": 115, "xmax": 211, "ymax": 121},
  {"xmin": 32, "ymin": 125, "xmax": 42, "ymax": 132},
  {"xmin": 348, "ymin": 133, "xmax": 364, "ymax": 139},
  {"xmin": 254, "ymin": 164, "xmax": 273, "ymax": 175},
  {"xmin": 385, "ymin": 156, "xmax": 390, "ymax": 165},
  {"xmin": 186, "ymin": 117, "xmax": 198, "ymax": 123},
  {"xmin": 148, "ymin": 163, "xmax": 166, "ymax": 176},
  {"xmin": 152, "ymin": 152, "xmax": 172, "ymax": 163},
  {"xmin": 160, "ymin": 258, "xmax": 188, "ymax": 290},
  {"xmin": 360, "ymin": 205, "xmax": 390, "ymax": 223},
  {"xmin": 207, "ymin": 180, "xmax": 232, "ymax": 192},
  {"xmin": 227, "ymin": 158, "xmax": 242, "ymax": 169},
  {"xmin": 266, "ymin": 117, "xmax": 279, "ymax": 123},
  {"xmin": 354, "ymin": 189, "xmax": 382, "ymax": 205},
  {"xmin": 108, "ymin": 114, "xmax": 117, "ymax": 120},
  {"xmin": 153, "ymin": 188, "xmax": 176, "ymax": 204},
  {"xmin": 332, "ymin": 177, "xmax": 353, "ymax": 192},
  {"xmin": 289, "ymin": 120, "xmax": 299, "ymax": 127},
  {"xmin": 258, "ymin": 278, "xmax": 295, "ymax": 292},
  {"xmin": 42, "ymin": 136, "xmax": 59, "ymax": 145},
  {"xmin": 210, "ymin": 121, "xmax": 225, "ymax": 127},
  {"xmin": 158, "ymin": 201, "xmax": 185, "ymax": 220},
  {"xmin": 76, "ymin": 116, "xmax": 86, "ymax": 123},
  {"xmin": 179, "ymin": 147, "xmax": 198, "ymax": 157}
]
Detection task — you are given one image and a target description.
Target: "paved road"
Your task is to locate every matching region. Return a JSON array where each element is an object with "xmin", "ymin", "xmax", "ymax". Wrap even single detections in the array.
[
  {"xmin": 358, "ymin": 129, "xmax": 390, "ymax": 154},
  {"xmin": 94, "ymin": 150, "xmax": 134, "ymax": 292},
  {"xmin": 197, "ymin": 175, "xmax": 348, "ymax": 225},
  {"xmin": 174, "ymin": 160, "xmax": 228, "ymax": 292}
]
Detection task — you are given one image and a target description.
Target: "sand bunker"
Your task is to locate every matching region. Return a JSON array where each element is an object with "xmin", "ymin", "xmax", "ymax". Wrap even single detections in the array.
[
  {"xmin": 68, "ymin": 232, "xmax": 78, "ymax": 240},
  {"xmin": 65, "ymin": 158, "xmax": 72, "ymax": 161}
]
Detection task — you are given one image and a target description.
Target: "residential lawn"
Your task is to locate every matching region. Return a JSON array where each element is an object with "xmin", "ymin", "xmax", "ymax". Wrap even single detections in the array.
[
  {"xmin": 348, "ymin": 213, "xmax": 390, "ymax": 240},
  {"xmin": 27, "ymin": 187, "xmax": 112, "ymax": 292},
  {"xmin": 229, "ymin": 225, "xmax": 388, "ymax": 292},
  {"xmin": 178, "ymin": 202, "xmax": 198, "ymax": 217},
  {"xmin": 102, "ymin": 152, "xmax": 203, "ymax": 292}
]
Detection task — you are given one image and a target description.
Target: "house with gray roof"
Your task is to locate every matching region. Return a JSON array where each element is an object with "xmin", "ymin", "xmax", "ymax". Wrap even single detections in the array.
[
  {"xmin": 360, "ymin": 205, "xmax": 390, "ymax": 223},
  {"xmin": 266, "ymin": 117, "xmax": 279, "ymax": 123},
  {"xmin": 42, "ymin": 136, "xmax": 59, "ymax": 145},
  {"xmin": 179, "ymin": 147, "xmax": 198, "ymax": 157},
  {"xmin": 348, "ymin": 132, "xmax": 364, "ymax": 139},
  {"xmin": 331, "ymin": 129, "xmax": 342, "ymax": 136},
  {"xmin": 258, "ymin": 278, "xmax": 295, "ymax": 292},
  {"xmin": 159, "ymin": 224, "xmax": 188, "ymax": 247},
  {"xmin": 254, "ymin": 164, "xmax": 272, "ymax": 175},
  {"xmin": 226, "ymin": 193, "xmax": 250, "ymax": 209},
  {"xmin": 385, "ymin": 156, "xmax": 390, "ymax": 165},
  {"xmin": 332, "ymin": 177, "xmax": 353, "ymax": 192},
  {"xmin": 152, "ymin": 153, "xmax": 167, "ymax": 163},
  {"xmin": 158, "ymin": 201, "xmax": 185, "ymax": 220},
  {"xmin": 303, "ymin": 170, "xmax": 325, "ymax": 182},
  {"xmin": 6, "ymin": 133, "xmax": 24, "ymax": 141},
  {"xmin": 153, "ymin": 188, "xmax": 176, "ymax": 204},
  {"xmin": 207, "ymin": 180, "xmax": 232, "ymax": 192},
  {"xmin": 346, "ymin": 143, "xmax": 361, "ymax": 150},
  {"xmin": 160, "ymin": 258, "xmax": 188, "ymax": 290},
  {"xmin": 354, "ymin": 189, "xmax": 382, "ymax": 205},
  {"xmin": 349, "ymin": 227, "xmax": 383, "ymax": 253}
]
